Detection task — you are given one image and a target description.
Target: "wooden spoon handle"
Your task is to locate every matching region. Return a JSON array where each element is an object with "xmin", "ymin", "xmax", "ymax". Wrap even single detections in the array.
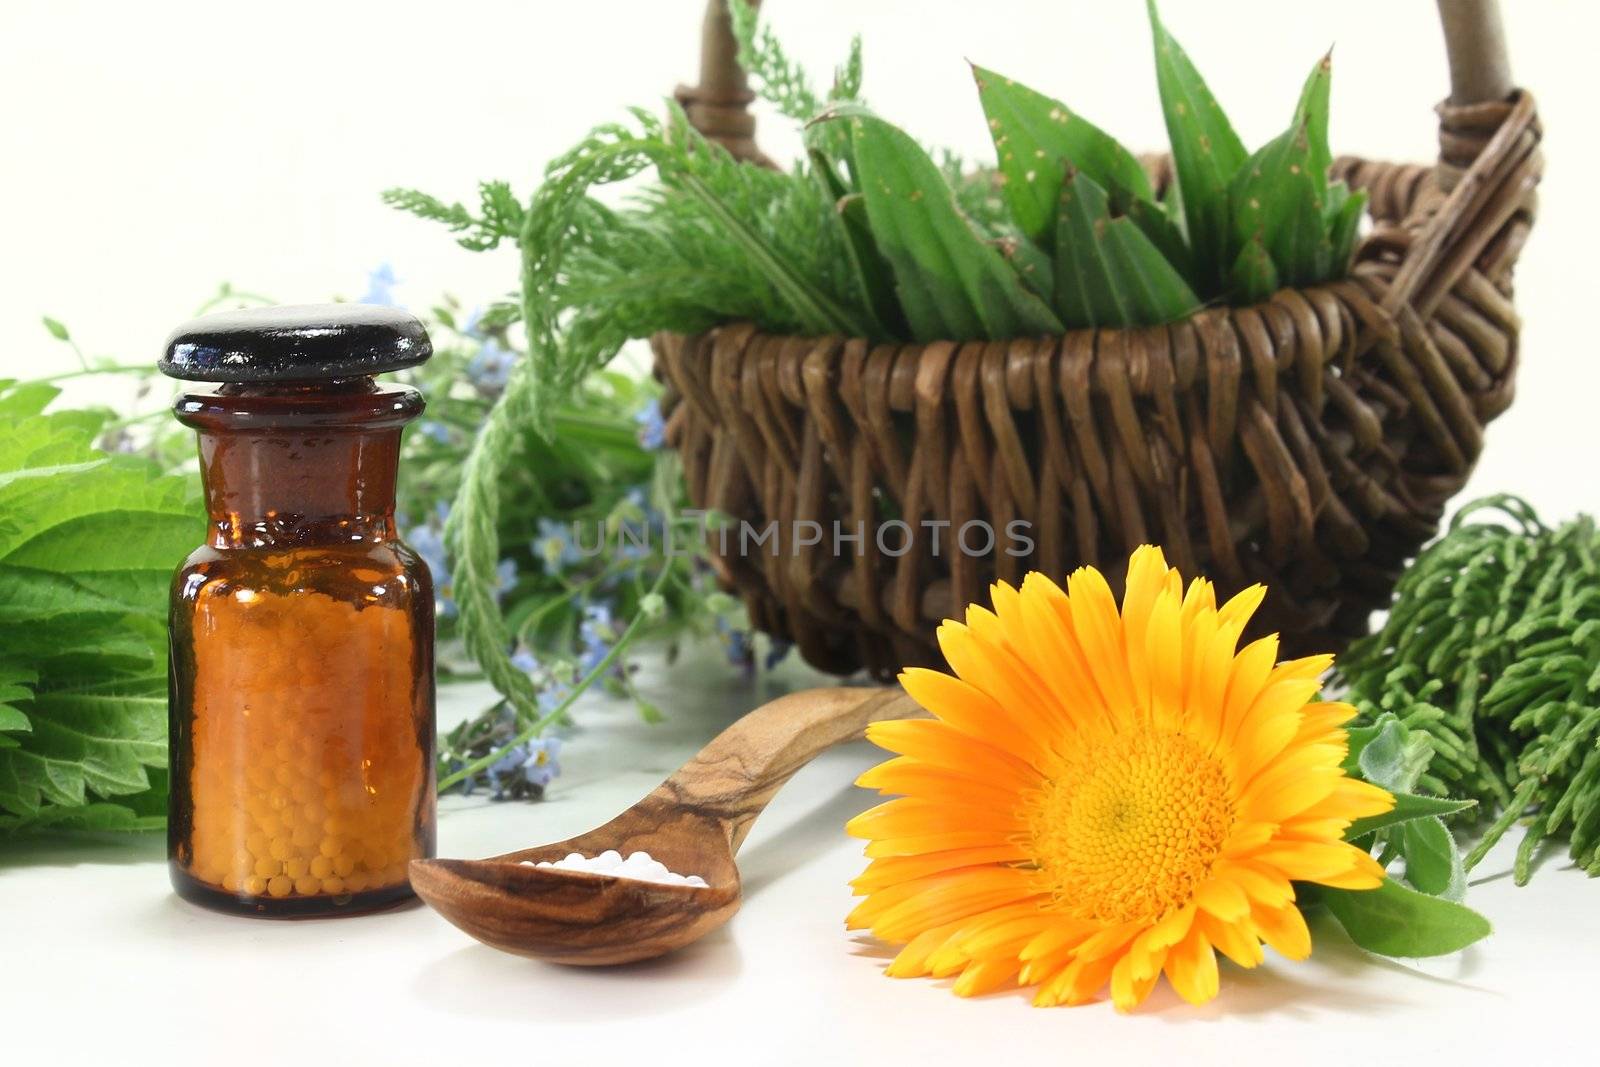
[{"xmin": 645, "ymin": 686, "xmax": 926, "ymax": 853}]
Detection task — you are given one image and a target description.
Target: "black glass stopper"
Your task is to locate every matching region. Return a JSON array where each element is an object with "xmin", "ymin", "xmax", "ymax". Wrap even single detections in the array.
[{"xmin": 159, "ymin": 304, "xmax": 432, "ymax": 383}]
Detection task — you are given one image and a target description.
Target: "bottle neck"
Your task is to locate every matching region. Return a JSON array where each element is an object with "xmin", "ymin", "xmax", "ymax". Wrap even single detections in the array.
[{"xmin": 176, "ymin": 380, "xmax": 422, "ymax": 550}]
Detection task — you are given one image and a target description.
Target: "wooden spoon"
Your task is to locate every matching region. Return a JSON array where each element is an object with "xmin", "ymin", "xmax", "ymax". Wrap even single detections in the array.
[{"xmin": 409, "ymin": 685, "xmax": 924, "ymax": 965}]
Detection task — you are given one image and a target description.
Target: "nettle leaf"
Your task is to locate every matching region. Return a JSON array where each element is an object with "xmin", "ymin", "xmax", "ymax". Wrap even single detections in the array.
[
  {"xmin": 1053, "ymin": 168, "xmax": 1200, "ymax": 330},
  {"xmin": 829, "ymin": 105, "xmax": 1063, "ymax": 341},
  {"xmin": 970, "ymin": 63, "xmax": 1152, "ymax": 246},
  {"xmin": 0, "ymin": 380, "xmax": 201, "ymax": 833},
  {"xmin": 1323, "ymin": 876, "xmax": 1490, "ymax": 957},
  {"xmin": 1146, "ymin": 0, "xmax": 1247, "ymax": 294},
  {"xmin": 0, "ymin": 662, "xmax": 36, "ymax": 735}
]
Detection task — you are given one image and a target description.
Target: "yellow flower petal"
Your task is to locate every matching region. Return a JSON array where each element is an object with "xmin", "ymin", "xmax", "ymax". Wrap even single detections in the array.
[
  {"xmin": 1216, "ymin": 582, "xmax": 1267, "ymax": 631},
  {"xmin": 1199, "ymin": 911, "xmax": 1264, "ymax": 969},
  {"xmin": 1164, "ymin": 928, "xmax": 1220, "ymax": 1006},
  {"xmin": 1194, "ymin": 876, "xmax": 1252, "ymax": 923},
  {"xmin": 899, "ymin": 664, "xmax": 1044, "ymax": 767},
  {"xmin": 1017, "ymin": 572, "xmax": 1112, "ymax": 724},
  {"xmin": 865, "ymin": 716, "xmax": 1041, "ymax": 793},
  {"xmin": 864, "ymin": 829, "xmax": 1015, "ymax": 859},
  {"xmin": 1111, "ymin": 949, "xmax": 1162, "ymax": 1012},
  {"xmin": 952, "ymin": 956, "xmax": 1023, "ymax": 997},
  {"xmin": 855, "ymin": 757, "xmax": 1028, "ymax": 813},
  {"xmin": 867, "ymin": 868, "xmax": 1039, "ymax": 942},
  {"xmin": 1253, "ymin": 902, "xmax": 1313, "ymax": 961},
  {"xmin": 1215, "ymin": 858, "xmax": 1296, "ymax": 910},
  {"xmin": 850, "ymin": 846, "xmax": 1030, "ymax": 893}
]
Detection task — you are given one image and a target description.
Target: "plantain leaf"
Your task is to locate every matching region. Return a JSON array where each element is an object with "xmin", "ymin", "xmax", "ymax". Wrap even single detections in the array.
[
  {"xmin": 808, "ymin": 145, "xmax": 900, "ymax": 337},
  {"xmin": 992, "ymin": 233, "xmax": 1054, "ymax": 300},
  {"xmin": 1146, "ymin": 0, "xmax": 1247, "ymax": 294},
  {"xmin": 1228, "ymin": 234, "xmax": 1279, "ymax": 305},
  {"xmin": 1228, "ymin": 53, "xmax": 1339, "ymax": 292},
  {"xmin": 828, "ymin": 105, "xmax": 1063, "ymax": 341},
  {"xmin": 1229, "ymin": 126, "xmax": 1326, "ymax": 289},
  {"xmin": 1161, "ymin": 178, "xmax": 1187, "ymax": 238},
  {"xmin": 1053, "ymin": 167, "xmax": 1200, "ymax": 330},
  {"xmin": 1124, "ymin": 196, "xmax": 1196, "ymax": 287},
  {"xmin": 970, "ymin": 63, "xmax": 1152, "ymax": 246},
  {"xmin": 1295, "ymin": 51, "xmax": 1334, "ymax": 186},
  {"xmin": 1326, "ymin": 179, "xmax": 1368, "ymax": 270},
  {"xmin": 1323, "ymin": 876, "xmax": 1490, "ymax": 957}
]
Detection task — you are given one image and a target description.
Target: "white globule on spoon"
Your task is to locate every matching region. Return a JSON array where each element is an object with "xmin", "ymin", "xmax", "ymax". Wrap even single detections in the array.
[{"xmin": 524, "ymin": 849, "xmax": 710, "ymax": 888}]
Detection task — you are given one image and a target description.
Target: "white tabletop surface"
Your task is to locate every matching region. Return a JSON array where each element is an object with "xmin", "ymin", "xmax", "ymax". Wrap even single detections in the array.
[{"xmin": 2, "ymin": 647, "xmax": 1593, "ymax": 1065}]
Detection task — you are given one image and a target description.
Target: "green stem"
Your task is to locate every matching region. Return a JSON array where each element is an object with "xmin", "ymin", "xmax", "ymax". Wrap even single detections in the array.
[
  {"xmin": 101, "ymin": 409, "xmax": 168, "ymax": 432},
  {"xmin": 194, "ymin": 288, "xmax": 276, "ymax": 315},
  {"xmin": 515, "ymin": 558, "xmax": 636, "ymax": 643},
  {"xmin": 29, "ymin": 363, "xmax": 155, "ymax": 385},
  {"xmin": 436, "ymin": 559, "xmax": 672, "ymax": 793}
]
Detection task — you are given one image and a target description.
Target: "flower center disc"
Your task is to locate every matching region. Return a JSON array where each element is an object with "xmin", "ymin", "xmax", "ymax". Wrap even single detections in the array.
[{"xmin": 1028, "ymin": 728, "xmax": 1235, "ymax": 925}]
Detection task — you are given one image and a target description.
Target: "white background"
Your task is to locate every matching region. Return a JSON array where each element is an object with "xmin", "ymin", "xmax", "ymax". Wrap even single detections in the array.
[{"xmin": 2, "ymin": 1, "xmax": 1597, "ymax": 1062}]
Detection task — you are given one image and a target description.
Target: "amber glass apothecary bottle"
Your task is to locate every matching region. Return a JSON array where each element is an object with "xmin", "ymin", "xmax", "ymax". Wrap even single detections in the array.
[{"xmin": 161, "ymin": 305, "xmax": 436, "ymax": 917}]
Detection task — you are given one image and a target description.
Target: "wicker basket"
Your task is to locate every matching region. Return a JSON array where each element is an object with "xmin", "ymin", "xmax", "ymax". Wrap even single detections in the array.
[{"xmin": 654, "ymin": 0, "xmax": 1543, "ymax": 677}]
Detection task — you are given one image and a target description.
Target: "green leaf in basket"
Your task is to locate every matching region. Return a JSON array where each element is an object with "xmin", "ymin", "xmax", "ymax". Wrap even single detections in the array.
[
  {"xmin": 1228, "ymin": 53, "xmax": 1336, "ymax": 291},
  {"xmin": 1123, "ymin": 196, "xmax": 1196, "ymax": 287},
  {"xmin": 1323, "ymin": 876, "xmax": 1491, "ymax": 958},
  {"xmin": 1229, "ymin": 127, "xmax": 1326, "ymax": 289},
  {"xmin": 1345, "ymin": 790, "xmax": 1476, "ymax": 842},
  {"xmin": 970, "ymin": 63, "xmax": 1153, "ymax": 247},
  {"xmin": 1326, "ymin": 179, "xmax": 1368, "ymax": 270},
  {"xmin": 1146, "ymin": 0, "xmax": 1247, "ymax": 294},
  {"xmin": 1228, "ymin": 234, "xmax": 1279, "ymax": 305},
  {"xmin": 827, "ymin": 104, "xmax": 1064, "ymax": 341},
  {"xmin": 992, "ymin": 233, "xmax": 1054, "ymax": 301},
  {"xmin": 1295, "ymin": 51, "xmax": 1334, "ymax": 184},
  {"xmin": 806, "ymin": 143, "xmax": 901, "ymax": 338},
  {"xmin": 1052, "ymin": 167, "xmax": 1200, "ymax": 330}
]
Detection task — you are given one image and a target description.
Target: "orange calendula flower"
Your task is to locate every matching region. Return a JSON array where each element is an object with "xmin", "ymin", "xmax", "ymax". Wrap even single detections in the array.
[{"xmin": 846, "ymin": 546, "xmax": 1394, "ymax": 1011}]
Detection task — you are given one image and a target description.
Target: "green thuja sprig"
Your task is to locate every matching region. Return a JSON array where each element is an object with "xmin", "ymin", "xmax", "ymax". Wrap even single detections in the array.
[{"xmin": 1338, "ymin": 496, "xmax": 1600, "ymax": 884}]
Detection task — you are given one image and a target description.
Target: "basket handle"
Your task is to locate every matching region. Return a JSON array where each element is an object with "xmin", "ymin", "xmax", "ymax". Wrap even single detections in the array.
[
  {"xmin": 1438, "ymin": 0, "xmax": 1513, "ymax": 104},
  {"xmin": 675, "ymin": 0, "xmax": 772, "ymax": 167},
  {"xmin": 680, "ymin": 1, "xmax": 1516, "ymax": 158}
]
